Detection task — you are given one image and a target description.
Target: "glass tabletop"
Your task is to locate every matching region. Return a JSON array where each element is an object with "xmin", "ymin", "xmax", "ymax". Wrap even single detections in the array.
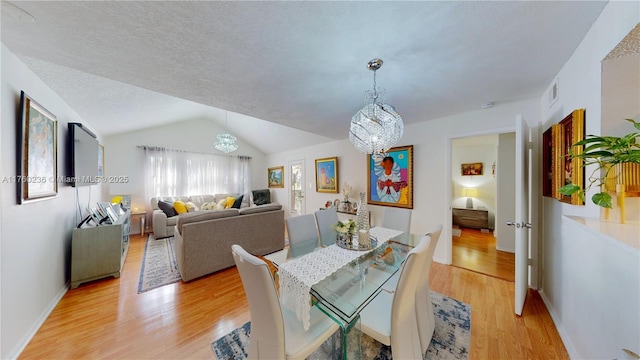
[
  {"xmin": 310, "ymin": 240, "xmax": 413, "ymax": 326},
  {"xmin": 269, "ymin": 228, "xmax": 423, "ymax": 323}
]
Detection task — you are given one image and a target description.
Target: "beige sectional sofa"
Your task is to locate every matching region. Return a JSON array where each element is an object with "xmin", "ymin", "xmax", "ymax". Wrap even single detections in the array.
[
  {"xmin": 151, "ymin": 194, "xmax": 250, "ymax": 239},
  {"xmin": 173, "ymin": 203, "xmax": 284, "ymax": 282}
]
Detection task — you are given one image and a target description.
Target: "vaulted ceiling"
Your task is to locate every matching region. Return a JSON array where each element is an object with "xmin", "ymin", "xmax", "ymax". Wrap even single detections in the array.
[{"xmin": 1, "ymin": 1, "xmax": 607, "ymax": 153}]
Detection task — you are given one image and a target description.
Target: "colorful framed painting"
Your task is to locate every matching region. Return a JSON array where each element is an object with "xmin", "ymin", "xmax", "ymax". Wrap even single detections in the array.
[
  {"xmin": 98, "ymin": 144, "xmax": 104, "ymax": 177},
  {"xmin": 461, "ymin": 162, "xmax": 483, "ymax": 176},
  {"xmin": 267, "ymin": 166, "xmax": 284, "ymax": 188},
  {"xmin": 559, "ymin": 109, "xmax": 585, "ymax": 205},
  {"xmin": 17, "ymin": 91, "xmax": 58, "ymax": 203},
  {"xmin": 367, "ymin": 145, "xmax": 413, "ymax": 209},
  {"xmin": 315, "ymin": 157, "xmax": 338, "ymax": 193}
]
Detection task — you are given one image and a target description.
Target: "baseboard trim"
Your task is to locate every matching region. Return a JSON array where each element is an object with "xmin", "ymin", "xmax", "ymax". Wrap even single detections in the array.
[
  {"xmin": 496, "ymin": 244, "xmax": 515, "ymax": 253},
  {"xmin": 433, "ymin": 255, "xmax": 450, "ymax": 265},
  {"xmin": 539, "ymin": 289, "xmax": 580, "ymax": 359},
  {"xmin": 7, "ymin": 282, "xmax": 69, "ymax": 360}
]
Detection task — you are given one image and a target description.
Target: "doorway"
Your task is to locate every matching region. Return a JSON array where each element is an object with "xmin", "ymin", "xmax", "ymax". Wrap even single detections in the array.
[
  {"xmin": 289, "ymin": 160, "xmax": 305, "ymax": 216},
  {"xmin": 451, "ymin": 133, "xmax": 516, "ymax": 281}
]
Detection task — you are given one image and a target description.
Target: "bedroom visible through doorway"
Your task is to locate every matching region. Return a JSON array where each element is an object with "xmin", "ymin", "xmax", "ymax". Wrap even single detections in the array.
[{"xmin": 451, "ymin": 133, "xmax": 515, "ymax": 282}]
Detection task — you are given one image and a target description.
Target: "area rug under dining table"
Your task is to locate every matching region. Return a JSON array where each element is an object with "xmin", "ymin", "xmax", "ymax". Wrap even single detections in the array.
[{"xmin": 211, "ymin": 291, "xmax": 471, "ymax": 359}]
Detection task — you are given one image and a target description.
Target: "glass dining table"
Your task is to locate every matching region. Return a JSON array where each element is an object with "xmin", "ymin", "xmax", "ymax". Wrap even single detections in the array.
[{"xmin": 268, "ymin": 227, "xmax": 424, "ymax": 359}]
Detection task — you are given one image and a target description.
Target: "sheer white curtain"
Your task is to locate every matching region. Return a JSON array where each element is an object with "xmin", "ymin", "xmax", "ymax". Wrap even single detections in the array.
[{"xmin": 142, "ymin": 146, "xmax": 251, "ymax": 209}]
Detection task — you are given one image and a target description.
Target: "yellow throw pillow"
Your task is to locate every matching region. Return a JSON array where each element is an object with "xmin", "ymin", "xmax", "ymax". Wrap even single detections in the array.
[
  {"xmin": 224, "ymin": 196, "xmax": 236, "ymax": 209},
  {"xmin": 173, "ymin": 200, "xmax": 188, "ymax": 214}
]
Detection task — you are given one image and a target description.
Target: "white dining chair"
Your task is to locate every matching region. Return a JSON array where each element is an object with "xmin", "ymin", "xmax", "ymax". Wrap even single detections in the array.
[
  {"xmin": 359, "ymin": 234, "xmax": 432, "ymax": 360},
  {"xmin": 314, "ymin": 208, "xmax": 339, "ymax": 247},
  {"xmin": 381, "ymin": 224, "xmax": 442, "ymax": 294},
  {"xmin": 231, "ymin": 244, "xmax": 339, "ymax": 360},
  {"xmin": 415, "ymin": 224, "xmax": 442, "ymax": 354},
  {"xmin": 381, "ymin": 207, "xmax": 412, "ymax": 234},
  {"xmin": 285, "ymin": 214, "xmax": 319, "ymax": 258}
]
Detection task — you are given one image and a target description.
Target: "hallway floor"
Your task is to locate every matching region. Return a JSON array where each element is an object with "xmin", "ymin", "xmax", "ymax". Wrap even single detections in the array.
[{"xmin": 452, "ymin": 227, "xmax": 515, "ymax": 281}]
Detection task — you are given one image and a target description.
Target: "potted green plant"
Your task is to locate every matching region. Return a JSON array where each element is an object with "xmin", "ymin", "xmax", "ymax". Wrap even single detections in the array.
[{"xmin": 559, "ymin": 118, "xmax": 640, "ymax": 208}]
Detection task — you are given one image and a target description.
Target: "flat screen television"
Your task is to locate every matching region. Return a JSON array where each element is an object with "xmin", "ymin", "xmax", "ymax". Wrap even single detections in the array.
[{"xmin": 68, "ymin": 123, "xmax": 98, "ymax": 187}]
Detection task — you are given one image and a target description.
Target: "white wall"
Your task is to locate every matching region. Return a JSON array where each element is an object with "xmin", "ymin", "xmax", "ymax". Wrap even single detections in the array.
[
  {"xmin": 495, "ymin": 133, "xmax": 516, "ymax": 252},
  {"xmin": 451, "ymin": 136, "xmax": 497, "ymax": 228},
  {"xmin": 266, "ymin": 98, "xmax": 541, "ymax": 264},
  {"xmin": 103, "ymin": 118, "xmax": 267, "ymax": 217},
  {"xmin": 540, "ymin": 2, "xmax": 640, "ymax": 358},
  {"xmin": 1, "ymin": 44, "xmax": 103, "ymax": 359}
]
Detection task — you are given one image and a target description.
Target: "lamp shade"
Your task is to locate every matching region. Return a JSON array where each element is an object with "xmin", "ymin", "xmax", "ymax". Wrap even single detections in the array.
[{"xmin": 462, "ymin": 187, "xmax": 479, "ymax": 198}]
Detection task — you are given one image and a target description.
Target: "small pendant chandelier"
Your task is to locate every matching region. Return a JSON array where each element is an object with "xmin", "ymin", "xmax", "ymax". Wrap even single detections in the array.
[
  {"xmin": 349, "ymin": 59, "xmax": 404, "ymax": 154},
  {"xmin": 214, "ymin": 111, "xmax": 238, "ymax": 153}
]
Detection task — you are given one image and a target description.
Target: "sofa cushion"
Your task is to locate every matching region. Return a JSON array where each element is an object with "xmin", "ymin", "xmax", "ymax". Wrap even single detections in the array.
[
  {"xmin": 174, "ymin": 201, "xmax": 188, "ymax": 214},
  {"xmin": 167, "ymin": 216, "xmax": 179, "ymax": 226},
  {"xmin": 177, "ymin": 209, "xmax": 239, "ymax": 233},
  {"xmin": 252, "ymin": 189, "xmax": 271, "ymax": 206},
  {"xmin": 239, "ymin": 203, "xmax": 282, "ymax": 215},
  {"xmin": 158, "ymin": 200, "xmax": 178, "ymax": 217},
  {"xmin": 232, "ymin": 194, "xmax": 244, "ymax": 209}
]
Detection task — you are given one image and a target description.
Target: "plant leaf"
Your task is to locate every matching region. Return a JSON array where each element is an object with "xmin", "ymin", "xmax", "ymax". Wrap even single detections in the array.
[
  {"xmin": 625, "ymin": 118, "xmax": 640, "ymax": 131},
  {"xmin": 559, "ymin": 183, "xmax": 580, "ymax": 196},
  {"xmin": 592, "ymin": 192, "xmax": 612, "ymax": 208}
]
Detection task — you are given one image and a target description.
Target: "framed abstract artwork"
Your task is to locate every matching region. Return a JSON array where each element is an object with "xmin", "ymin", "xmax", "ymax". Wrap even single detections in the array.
[
  {"xmin": 267, "ymin": 166, "xmax": 284, "ymax": 188},
  {"xmin": 315, "ymin": 157, "xmax": 338, "ymax": 193},
  {"xmin": 367, "ymin": 145, "xmax": 413, "ymax": 209},
  {"xmin": 559, "ymin": 109, "xmax": 585, "ymax": 205},
  {"xmin": 18, "ymin": 91, "xmax": 58, "ymax": 203},
  {"xmin": 461, "ymin": 162, "xmax": 483, "ymax": 176}
]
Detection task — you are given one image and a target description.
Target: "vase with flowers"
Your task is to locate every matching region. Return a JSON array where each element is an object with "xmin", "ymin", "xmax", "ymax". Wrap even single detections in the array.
[{"xmin": 334, "ymin": 219, "xmax": 356, "ymax": 247}]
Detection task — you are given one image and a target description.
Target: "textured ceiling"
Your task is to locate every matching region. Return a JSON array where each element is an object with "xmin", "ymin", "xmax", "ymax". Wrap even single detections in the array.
[{"xmin": 1, "ymin": 1, "xmax": 608, "ymax": 153}]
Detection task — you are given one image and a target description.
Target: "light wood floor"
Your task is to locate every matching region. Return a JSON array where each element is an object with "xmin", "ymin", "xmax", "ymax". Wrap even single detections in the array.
[
  {"xmin": 453, "ymin": 227, "xmax": 516, "ymax": 282},
  {"xmin": 19, "ymin": 234, "xmax": 567, "ymax": 359}
]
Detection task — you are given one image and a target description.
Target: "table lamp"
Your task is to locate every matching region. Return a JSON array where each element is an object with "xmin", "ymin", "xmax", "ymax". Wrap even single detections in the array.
[{"xmin": 462, "ymin": 187, "xmax": 479, "ymax": 209}]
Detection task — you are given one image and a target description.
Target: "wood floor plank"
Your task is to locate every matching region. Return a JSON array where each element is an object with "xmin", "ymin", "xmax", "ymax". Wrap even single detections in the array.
[
  {"xmin": 453, "ymin": 227, "xmax": 516, "ymax": 281},
  {"xmin": 19, "ymin": 234, "xmax": 568, "ymax": 359}
]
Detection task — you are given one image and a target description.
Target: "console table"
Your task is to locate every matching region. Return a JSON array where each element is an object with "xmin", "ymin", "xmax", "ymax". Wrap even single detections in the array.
[
  {"xmin": 71, "ymin": 210, "xmax": 130, "ymax": 288},
  {"xmin": 452, "ymin": 208, "xmax": 489, "ymax": 229}
]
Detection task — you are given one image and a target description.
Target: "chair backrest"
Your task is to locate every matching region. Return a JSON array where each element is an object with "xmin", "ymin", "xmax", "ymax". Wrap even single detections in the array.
[
  {"xmin": 285, "ymin": 214, "xmax": 319, "ymax": 257},
  {"xmin": 231, "ymin": 245, "xmax": 285, "ymax": 359},
  {"xmin": 415, "ymin": 224, "xmax": 443, "ymax": 353},
  {"xmin": 390, "ymin": 234, "xmax": 431, "ymax": 359},
  {"xmin": 314, "ymin": 208, "xmax": 339, "ymax": 247},
  {"xmin": 381, "ymin": 207, "xmax": 412, "ymax": 233}
]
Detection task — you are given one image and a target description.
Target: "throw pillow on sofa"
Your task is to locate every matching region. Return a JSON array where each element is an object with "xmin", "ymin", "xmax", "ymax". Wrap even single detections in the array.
[
  {"xmin": 173, "ymin": 201, "xmax": 188, "ymax": 214},
  {"xmin": 232, "ymin": 194, "xmax": 244, "ymax": 209},
  {"xmin": 224, "ymin": 196, "xmax": 236, "ymax": 209},
  {"xmin": 158, "ymin": 200, "xmax": 178, "ymax": 217},
  {"xmin": 201, "ymin": 202, "xmax": 216, "ymax": 210},
  {"xmin": 252, "ymin": 189, "xmax": 271, "ymax": 206},
  {"xmin": 215, "ymin": 199, "xmax": 226, "ymax": 210},
  {"xmin": 185, "ymin": 201, "xmax": 199, "ymax": 212}
]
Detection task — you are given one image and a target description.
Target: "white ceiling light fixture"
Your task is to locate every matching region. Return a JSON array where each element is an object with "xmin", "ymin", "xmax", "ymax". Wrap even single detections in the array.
[
  {"xmin": 349, "ymin": 58, "xmax": 404, "ymax": 154},
  {"xmin": 214, "ymin": 111, "xmax": 238, "ymax": 153}
]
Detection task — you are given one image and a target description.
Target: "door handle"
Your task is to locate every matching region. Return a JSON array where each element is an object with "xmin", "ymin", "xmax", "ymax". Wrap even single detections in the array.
[
  {"xmin": 523, "ymin": 222, "xmax": 532, "ymax": 229},
  {"xmin": 506, "ymin": 221, "xmax": 521, "ymax": 228}
]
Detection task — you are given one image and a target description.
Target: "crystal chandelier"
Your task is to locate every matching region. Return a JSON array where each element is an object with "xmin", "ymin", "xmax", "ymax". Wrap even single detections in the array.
[
  {"xmin": 214, "ymin": 111, "xmax": 238, "ymax": 153},
  {"xmin": 349, "ymin": 59, "xmax": 404, "ymax": 154}
]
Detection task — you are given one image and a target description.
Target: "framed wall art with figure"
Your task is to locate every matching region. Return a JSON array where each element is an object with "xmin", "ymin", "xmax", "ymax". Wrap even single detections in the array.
[{"xmin": 367, "ymin": 145, "xmax": 413, "ymax": 209}]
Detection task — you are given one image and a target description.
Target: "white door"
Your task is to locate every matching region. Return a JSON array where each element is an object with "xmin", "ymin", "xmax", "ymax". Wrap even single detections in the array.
[
  {"xmin": 512, "ymin": 115, "xmax": 532, "ymax": 316},
  {"xmin": 289, "ymin": 160, "xmax": 305, "ymax": 216}
]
